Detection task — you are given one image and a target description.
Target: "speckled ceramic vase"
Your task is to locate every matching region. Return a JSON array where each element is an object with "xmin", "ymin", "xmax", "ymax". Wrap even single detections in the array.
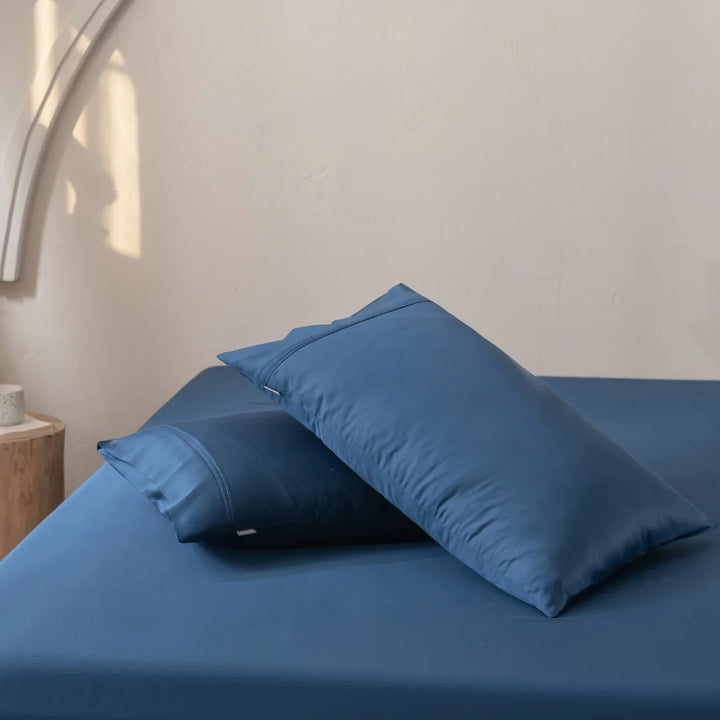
[{"xmin": 0, "ymin": 384, "xmax": 25, "ymax": 426}]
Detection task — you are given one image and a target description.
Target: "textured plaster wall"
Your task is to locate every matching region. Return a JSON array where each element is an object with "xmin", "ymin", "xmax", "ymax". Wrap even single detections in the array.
[{"xmin": 1, "ymin": 0, "xmax": 719, "ymax": 492}]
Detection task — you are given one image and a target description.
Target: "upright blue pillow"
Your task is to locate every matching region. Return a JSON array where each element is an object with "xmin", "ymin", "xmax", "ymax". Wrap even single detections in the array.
[
  {"xmin": 98, "ymin": 409, "xmax": 424, "ymax": 545},
  {"xmin": 220, "ymin": 284, "xmax": 713, "ymax": 616}
]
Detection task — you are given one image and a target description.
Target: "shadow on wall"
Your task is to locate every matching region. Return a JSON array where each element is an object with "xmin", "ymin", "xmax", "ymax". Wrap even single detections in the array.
[
  {"xmin": 2, "ymin": 0, "xmax": 139, "ymax": 304},
  {"xmin": 0, "ymin": 0, "xmax": 141, "ymax": 493},
  {"xmin": 2, "ymin": 0, "xmax": 720, "ymax": 494}
]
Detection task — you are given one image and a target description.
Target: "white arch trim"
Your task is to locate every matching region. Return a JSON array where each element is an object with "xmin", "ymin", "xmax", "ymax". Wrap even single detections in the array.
[{"xmin": 0, "ymin": 0, "xmax": 128, "ymax": 282}]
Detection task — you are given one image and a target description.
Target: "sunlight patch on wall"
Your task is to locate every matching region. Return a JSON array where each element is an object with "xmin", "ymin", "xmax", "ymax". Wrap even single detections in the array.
[
  {"xmin": 72, "ymin": 107, "xmax": 89, "ymax": 149},
  {"xmin": 98, "ymin": 49, "xmax": 141, "ymax": 259},
  {"xmin": 69, "ymin": 30, "xmax": 91, "ymax": 153},
  {"xmin": 32, "ymin": 0, "xmax": 59, "ymax": 115},
  {"xmin": 64, "ymin": 178, "xmax": 78, "ymax": 215}
]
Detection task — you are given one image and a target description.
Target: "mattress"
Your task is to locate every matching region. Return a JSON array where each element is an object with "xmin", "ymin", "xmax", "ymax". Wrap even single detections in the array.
[{"xmin": 0, "ymin": 367, "xmax": 718, "ymax": 720}]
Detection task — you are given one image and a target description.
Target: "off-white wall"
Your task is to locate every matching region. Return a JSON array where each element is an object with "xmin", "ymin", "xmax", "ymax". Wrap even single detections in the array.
[
  {"xmin": 1, "ymin": 0, "xmax": 720, "ymax": 493},
  {"xmin": 0, "ymin": 1, "xmax": 80, "ymax": 153}
]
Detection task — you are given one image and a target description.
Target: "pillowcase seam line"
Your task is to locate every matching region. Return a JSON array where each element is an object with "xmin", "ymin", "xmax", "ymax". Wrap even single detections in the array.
[
  {"xmin": 163, "ymin": 425, "xmax": 237, "ymax": 527},
  {"xmin": 100, "ymin": 445, "xmax": 177, "ymax": 527},
  {"xmin": 261, "ymin": 298, "xmax": 431, "ymax": 386}
]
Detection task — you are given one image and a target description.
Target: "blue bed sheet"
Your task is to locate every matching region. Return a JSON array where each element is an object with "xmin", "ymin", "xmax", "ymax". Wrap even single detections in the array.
[{"xmin": 0, "ymin": 367, "xmax": 718, "ymax": 720}]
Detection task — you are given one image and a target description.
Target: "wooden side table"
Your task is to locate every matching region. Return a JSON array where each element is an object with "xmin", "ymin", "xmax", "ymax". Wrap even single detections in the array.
[{"xmin": 0, "ymin": 414, "xmax": 65, "ymax": 560}]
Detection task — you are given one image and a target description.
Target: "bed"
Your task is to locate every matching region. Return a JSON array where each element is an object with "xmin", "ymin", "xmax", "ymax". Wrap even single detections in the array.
[{"xmin": 0, "ymin": 366, "xmax": 718, "ymax": 720}]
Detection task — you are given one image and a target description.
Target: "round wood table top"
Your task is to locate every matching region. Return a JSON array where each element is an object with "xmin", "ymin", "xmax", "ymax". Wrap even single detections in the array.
[{"xmin": 0, "ymin": 413, "xmax": 65, "ymax": 443}]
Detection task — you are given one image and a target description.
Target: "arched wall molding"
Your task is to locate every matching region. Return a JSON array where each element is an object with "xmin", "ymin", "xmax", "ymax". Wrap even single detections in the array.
[{"xmin": 0, "ymin": 0, "xmax": 128, "ymax": 282}]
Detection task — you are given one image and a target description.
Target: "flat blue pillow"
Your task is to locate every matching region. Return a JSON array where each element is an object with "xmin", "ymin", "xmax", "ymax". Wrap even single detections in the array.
[
  {"xmin": 219, "ymin": 283, "xmax": 713, "ymax": 616},
  {"xmin": 98, "ymin": 409, "xmax": 425, "ymax": 546}
]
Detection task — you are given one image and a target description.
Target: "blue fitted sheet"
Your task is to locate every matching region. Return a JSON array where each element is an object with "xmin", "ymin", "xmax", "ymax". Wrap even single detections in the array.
[{"xmin": 0, "ymin": 367, "xmax": 718, "ymax": 720}]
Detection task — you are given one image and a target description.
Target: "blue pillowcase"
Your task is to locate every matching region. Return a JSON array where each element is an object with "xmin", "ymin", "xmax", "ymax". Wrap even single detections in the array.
[
  {"xmin": 219, "ymin": 283, "xmax": 713, "ymax": 616},
  {"xmin": 98, "ymin": 409, "xmax": 424, "ymax": 546}
]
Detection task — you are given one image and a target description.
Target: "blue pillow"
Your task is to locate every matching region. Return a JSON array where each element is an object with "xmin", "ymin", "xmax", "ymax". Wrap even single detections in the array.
[
  {"xmin": 98, "ymin": 409, "xmax": 425, "ymax": 546},
  {"xmin": 219, "ymin": 283, "xmax": 713, "ymax": 616}
]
